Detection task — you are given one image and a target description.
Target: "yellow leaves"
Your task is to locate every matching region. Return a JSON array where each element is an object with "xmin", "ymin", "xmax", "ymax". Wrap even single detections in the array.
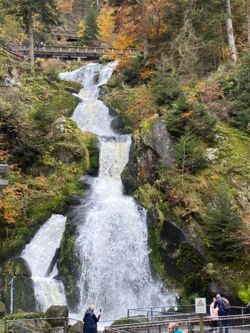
[
  {"xmin": 107, "ymin": 33, "xmax": 136, "ymax": 66},
  {"xmin": 97, "ymin": 5, "xmax": 115, "ymax": 46},
  {"xmin": 187, "ymin": 92, "xmax": 197, "ymax": 105},
  {"xmin": 56, "ymin": 0, "xmax": 74, "ymax": 13},
  {"xmin": 77, "ymin": 19, "xmax": 86, "ymax": 38},
  {"xmin": 0, "ymin": 15, "xmax": 26, "ymax": 44}
]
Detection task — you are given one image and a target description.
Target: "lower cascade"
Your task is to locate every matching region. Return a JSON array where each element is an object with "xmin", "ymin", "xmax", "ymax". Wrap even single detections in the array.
[
  {"xmin": 21, "ymin": 214, "xmax": 67, "ymax": 311},
  {"xmin": 20, "ymin": 62, "xmax": 175, "ymax": 321}
]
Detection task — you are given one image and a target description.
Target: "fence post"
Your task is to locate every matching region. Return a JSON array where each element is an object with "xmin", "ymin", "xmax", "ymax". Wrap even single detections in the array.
[
  {"xmin": 64, "ymin": 317, "xmax": 69, "ymax": 333},
  {"xmin": 4, "ymin": 321, "xmax": 8, "ymax": 333},
  {"xmin": 198, "ymin": 314, "xmax": 204, "ymax": 333}
]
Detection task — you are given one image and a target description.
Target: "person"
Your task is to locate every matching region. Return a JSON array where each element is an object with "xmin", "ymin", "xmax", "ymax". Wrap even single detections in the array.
[
  {"xmin": 210, "ymin": 297, "xmax": 218, "ymax": 332},
  {"xmin": 168, "ymin": 322, "xmax": 183, "ymax": 333},
  {"xmin": 214, "ymin": 294, "xmax": 229, "ymax": 333},
  {"xmin": 83, "ymin": 304, "xmax": 101, "ymax": 333}
]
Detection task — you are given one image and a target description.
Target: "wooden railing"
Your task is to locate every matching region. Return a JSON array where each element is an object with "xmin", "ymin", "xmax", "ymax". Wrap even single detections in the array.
[{"xmin": 10, "ymin": 45, "xmax": 138, "ymax": 59}]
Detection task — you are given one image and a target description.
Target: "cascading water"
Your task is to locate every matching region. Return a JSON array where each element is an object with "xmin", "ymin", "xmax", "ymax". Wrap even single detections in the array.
[
  {"xmin": 60, "ymin": 62, "xmax": 175, "ymax": 322},
  {"xmin": 10, "ymin": 276, "xmax": 15, "ymax": 314},
  {"xmin": 21, "ymin": 214, "xmax": 67, "ymax": 311}
]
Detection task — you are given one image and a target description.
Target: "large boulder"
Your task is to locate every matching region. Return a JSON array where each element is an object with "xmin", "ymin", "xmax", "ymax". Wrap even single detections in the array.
[
  {"xmin": 121, "ymin": 118, "xmax": 174, "ymax": 195},
  {"xmin": 121, "ymin": 132, "xmax": 159, "ymax": 194},
  {"xmin": 45, "ymin": 305, "xmax": 68, "ymax": 327},
  {"xmin": 142, "ymin": 118, "xmax": 174, "ymax": 166},
  {"xmin": 11, "ymin": 276, "xmax": 36, "ymax": 313}
]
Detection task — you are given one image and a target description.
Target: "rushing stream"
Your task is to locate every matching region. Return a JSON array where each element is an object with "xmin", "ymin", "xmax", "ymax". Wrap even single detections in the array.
[{"xmin": 20, "ymin": 61, "xmax": 175, "ymax": 322}]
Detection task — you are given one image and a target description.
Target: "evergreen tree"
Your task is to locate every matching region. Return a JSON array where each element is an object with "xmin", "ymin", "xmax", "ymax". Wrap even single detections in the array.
[
  {"xmin": 205, "ymin": 187, "xmax": 245, "ymax": 262},
  {"xmin": 0, "ymin": 0, "xmax": 59, "ymax": 68},
  {"xmin": 80, "ymin": 7, "xmax": 98, "ymax": 45}
]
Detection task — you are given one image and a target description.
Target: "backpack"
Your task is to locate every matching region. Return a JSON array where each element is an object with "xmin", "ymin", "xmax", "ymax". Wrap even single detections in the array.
[{"xmin": 221, "ymin": 297, "xmax": 231, "ymax": 311}]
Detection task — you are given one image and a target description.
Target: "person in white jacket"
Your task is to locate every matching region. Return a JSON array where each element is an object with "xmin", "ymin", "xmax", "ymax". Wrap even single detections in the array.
[{"xmin": 210, "ymin": 298, "xmax": 219, "ymax": 333}]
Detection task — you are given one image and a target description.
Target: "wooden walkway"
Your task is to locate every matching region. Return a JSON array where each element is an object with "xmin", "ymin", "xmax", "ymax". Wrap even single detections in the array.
[{"xmin": 10, "ymin": 45, "xmax": 138, "ymax": 60}]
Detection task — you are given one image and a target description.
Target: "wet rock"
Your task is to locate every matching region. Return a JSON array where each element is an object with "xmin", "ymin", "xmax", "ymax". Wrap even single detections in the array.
[
  {"xmin": 121, "ymin": 133, "xmax": 159, "ymax": 194},
  {"xmin": 57, "ymin": 222, "xmax": 81, "ymax": 311}
]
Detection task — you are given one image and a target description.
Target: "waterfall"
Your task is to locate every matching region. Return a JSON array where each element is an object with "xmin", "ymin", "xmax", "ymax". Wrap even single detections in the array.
[
  {"xmin": 60, "ymin": 62, "xmax": 175, "ymax": 322},
  {"xmin": 21, "ymin": 214, "xmax": 67, "ymax": 311},
  {"xmin": 10, "ymin": 276, "xmax": 15, "ymax": 314}
]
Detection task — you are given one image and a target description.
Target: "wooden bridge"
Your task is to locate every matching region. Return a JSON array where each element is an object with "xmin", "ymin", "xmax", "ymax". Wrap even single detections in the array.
[{"xmin": 10, "ymin": 45, "xmax": 138, "ymax": 60}]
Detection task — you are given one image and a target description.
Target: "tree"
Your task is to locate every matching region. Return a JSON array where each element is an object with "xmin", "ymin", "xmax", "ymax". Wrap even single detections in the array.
[
  {"xmin": 246, "ymin": 0, "xmax": 250, "ymax": 45},
  {"xmin": 0, "ymin": 0, "xmax": 59, "ymax": 68},
  {"xmin": 97, "ymin": 5, "xmax": 115, "ymax": 46},
  {"xmin": 223, "ymin": 0, "xmax": 237, "ymax": 64},
  {"xmin": 79, "ymin": 7, "xmax": 98, "ymax": 45},
  {"xmin": 205, "ymin": 186, "xmax": 245, "ymax": 261}
]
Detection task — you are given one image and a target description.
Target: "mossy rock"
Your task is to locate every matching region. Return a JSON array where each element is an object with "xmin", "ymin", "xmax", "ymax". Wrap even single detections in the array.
[
  {"xmin": 57, "ymin": 221, "xmax": 81, "ymax": 311},
  {"xmin": 2, "ymin": 257, "xmax": 32, "ymax": 277},
  {"xmin": 141, "ymin": 118, "xmax": 174, "ymax": 166},
  {"xmin": 68, "ymin": 321, "xmax": 83, "ymax": 333},
  {"xmin": 45, "ymin": 305, "xmax": 68, "ymax": 327},
  {"xmin": 0, "ymin": 302, "xmax": 6, "ymax": 319},
  {"xmin": 12, "ymin": 276, "xmax": 36, "ymax": 313}
]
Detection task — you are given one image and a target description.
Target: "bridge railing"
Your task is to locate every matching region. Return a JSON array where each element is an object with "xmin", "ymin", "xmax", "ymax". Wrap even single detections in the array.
[{"xmin": 10, "ymin": 45, "xmax": 138, "ymax": 56}]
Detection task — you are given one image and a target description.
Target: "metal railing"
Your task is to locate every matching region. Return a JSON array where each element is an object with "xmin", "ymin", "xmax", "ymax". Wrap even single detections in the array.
[
  {"xmin": 105, "ymin": 314, "xmax": 250, "ymax": 333},
  {"xmin": 127, "ymin": 305, "xmax": 248, "ymax": 318}
]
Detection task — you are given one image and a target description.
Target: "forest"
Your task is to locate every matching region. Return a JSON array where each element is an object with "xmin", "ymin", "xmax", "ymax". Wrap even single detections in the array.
[{"xmin": 0, "ymin": 0, "xmax": 249, "ymax": 318}]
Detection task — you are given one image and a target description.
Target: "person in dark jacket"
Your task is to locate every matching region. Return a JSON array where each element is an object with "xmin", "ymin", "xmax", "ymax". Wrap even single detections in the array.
[
  {"xmin": 214, "ymin": 294, "xmax": 229, "ymax": 333},
  {"xmin": 83, "ymin": 305, "xmax": 101, "ymax": 333}
]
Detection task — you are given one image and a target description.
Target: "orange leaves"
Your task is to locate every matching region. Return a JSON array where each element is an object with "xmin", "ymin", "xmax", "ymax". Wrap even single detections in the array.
[{"xmin": 0, "ymin": 184, "xmax": 28, "ymax": 224}]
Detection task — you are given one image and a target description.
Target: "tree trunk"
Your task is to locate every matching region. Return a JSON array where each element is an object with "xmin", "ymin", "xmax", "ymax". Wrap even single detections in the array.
[
  {"xmin": 246, "ymin": 0, "xmax": 250, "ymax": 45},
  {"xmin": 140, "ymin": 1, "xmax": 149, "ymax": 59},
  {"xmin": 224, "ymin": 0, "xmax": 237, "ymax": 64},
  {"xmin": 27, "ymin": 10, "xmax": 35, "ymax": 69}
]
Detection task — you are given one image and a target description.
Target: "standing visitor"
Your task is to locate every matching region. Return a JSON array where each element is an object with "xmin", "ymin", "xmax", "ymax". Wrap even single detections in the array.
[
  {"xmin": 210, "ymin": 297, "xmax": 218, "ymax": 332},
  {"xmin": 83, "ymin": 305, "xmax": 101, "ymax": 333},
  {"xmin": 168, "ymin": 322, "xmax": 183, "ymax": 333},
  {"xmin": 214, "ymin": 294, "xmax": 229, "ymax": 333}
]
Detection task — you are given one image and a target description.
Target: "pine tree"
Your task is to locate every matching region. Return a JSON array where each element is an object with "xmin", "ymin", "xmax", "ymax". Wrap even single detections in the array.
[
  {"xmin": 80, "ymin": 7, "xmax": 98, "ymax": 45},
  {"xmin": 0, "ymin": 0, "xmax": 59, "ymax": 68},
  {"xmin": 205, "ymin": 187, "xmax": 245, "ymax": 262}
]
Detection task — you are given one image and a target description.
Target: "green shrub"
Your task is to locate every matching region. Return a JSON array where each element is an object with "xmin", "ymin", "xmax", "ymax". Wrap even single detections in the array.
[
  {"xmin": 205, "ymin": 186, "xmax": 245, "ymax": 262},
  {"xmin": 186, "ymin": 103, "xmax": 217, "ymax": 141},
  {"xmin": 121, "ymin": 55, "xmax": 145, "ymax": 86},
  {"xmin": 32, "ymin": 102, "xmax": 59, "ymax": 133},
  {"xmin": 226, "ymin": 54, "xmax": 250, "ymax": 133},
  {"xmin": 164, "ymin": 95, "xmax": 189, "ymax": 136},
  {"xmin": 150, "ymin": 62, "xmax": 180, "ymax": 106},
  {"xmin": 11, "ymin": 138, "xmax": 48, "ymax": 171},
  {"xmin": 174, "ymin": 134, "xmax": 207, "ymax": 172}
]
